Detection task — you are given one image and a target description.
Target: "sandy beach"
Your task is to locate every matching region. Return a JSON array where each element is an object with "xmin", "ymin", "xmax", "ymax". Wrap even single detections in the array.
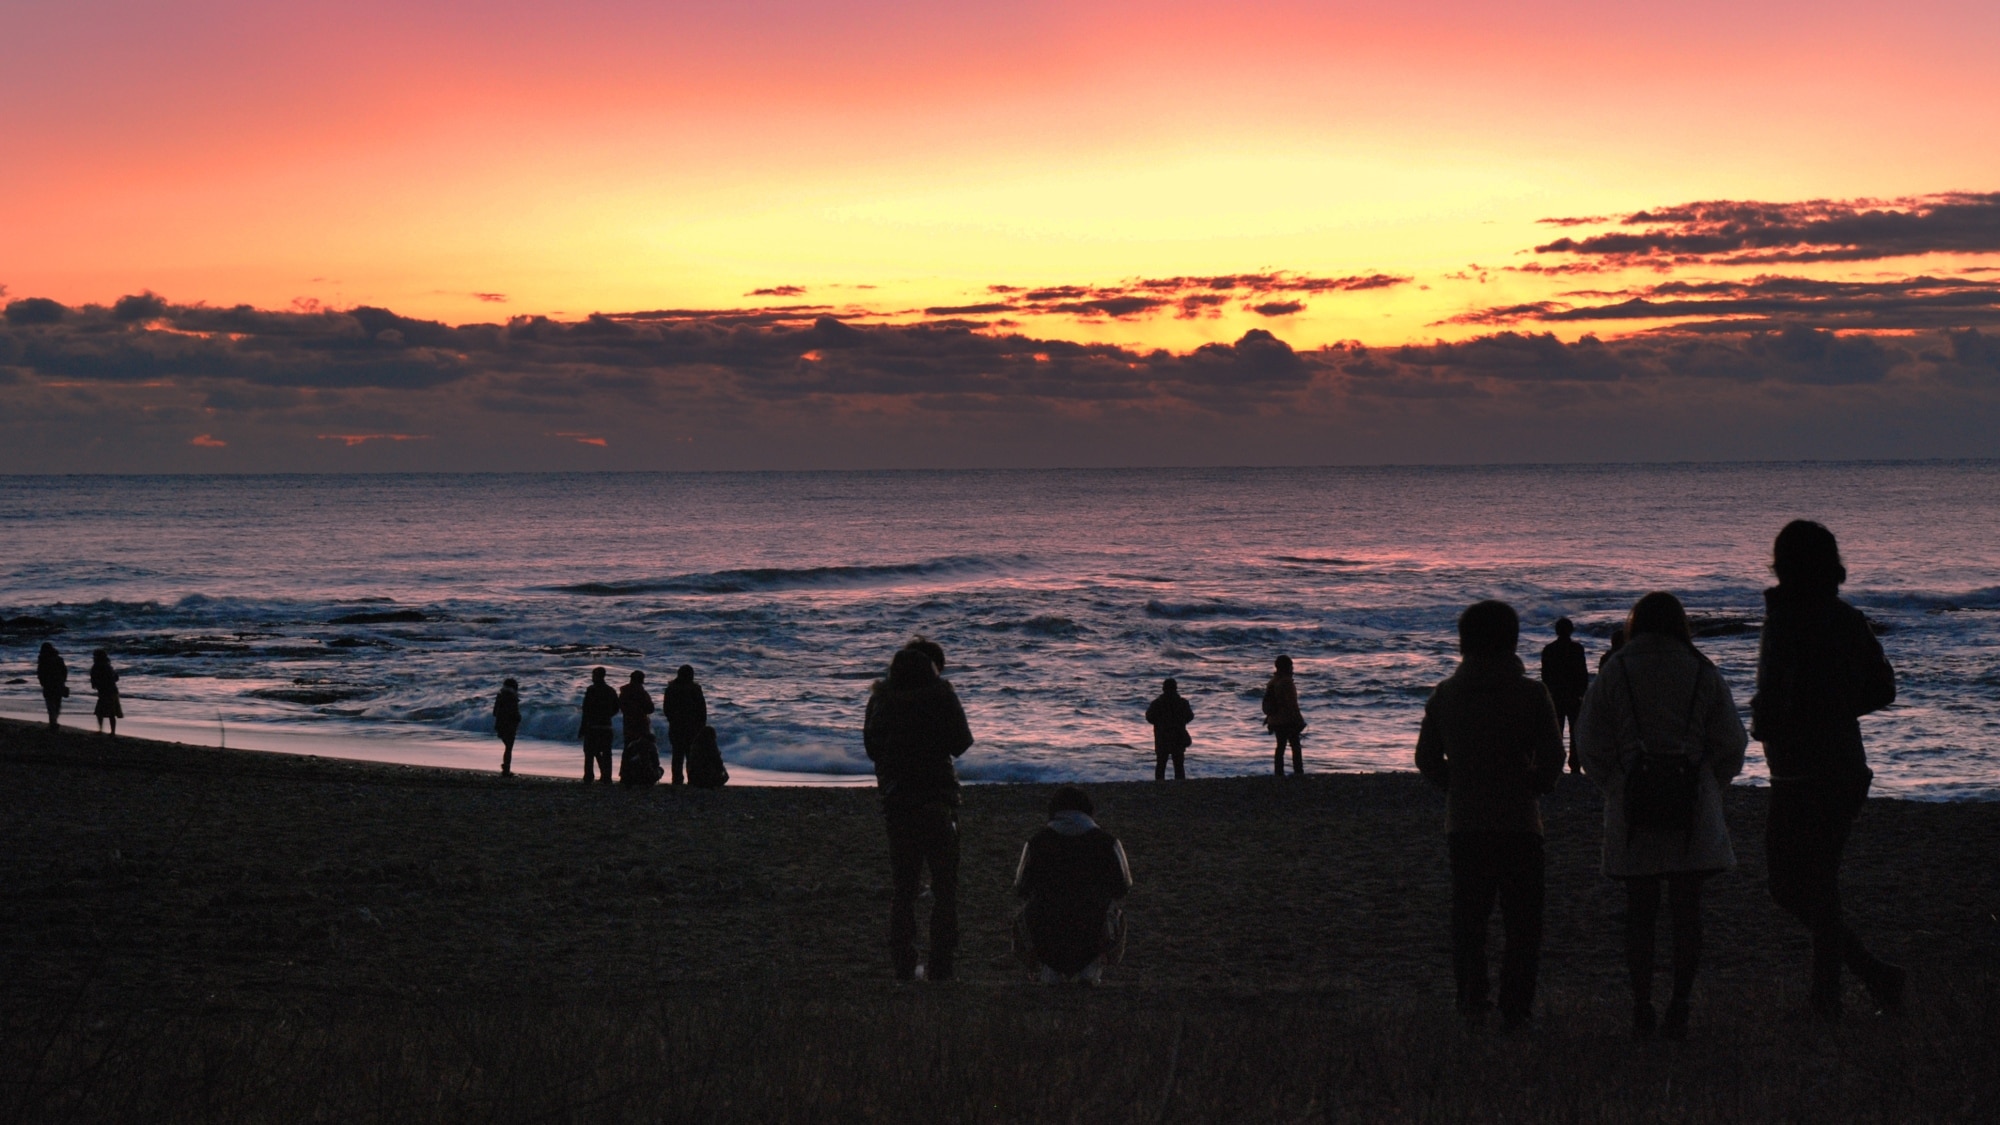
[
  {"xmin": 6, "ymin": 715, "xmax": 1997, "ymax": 1008},
  {"xmin": 5, "ymin": 716, "xmax": 2000, "ymax": 1121}
]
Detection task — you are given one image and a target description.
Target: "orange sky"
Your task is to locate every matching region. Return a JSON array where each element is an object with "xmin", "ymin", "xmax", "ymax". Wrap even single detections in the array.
[{"xmin": 9, "ymin": 0, "xmax": 2000, "ymax": 352}]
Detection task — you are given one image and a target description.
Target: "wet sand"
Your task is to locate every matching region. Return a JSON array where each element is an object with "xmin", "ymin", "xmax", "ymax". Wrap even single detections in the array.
[{"xmin": 4, "ymin": 716, "xmax": 1998, "ymax": 1014}]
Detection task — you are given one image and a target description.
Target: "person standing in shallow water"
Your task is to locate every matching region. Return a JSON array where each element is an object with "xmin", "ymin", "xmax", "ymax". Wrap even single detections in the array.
[
  {"xmin": 89, "ymin": 649, "xmax": 122, "ymax": 737},
  {"xmin": 662, "ymin": 664, "xmax": 708, "ymax": 786},
  {"xmin": 1577, "ymin": 592, "xmax": 1747, "ymax": 1040},
  {"xmin": 1262, "ymin": 655, "xmax": 1306, "ymax": 776},
  {"xmin": 1145, "ymin": 678, "xmax": 1194, "ymax": 781},
  {"xmin": 1752, "ymin": 520, "xmax": 1906, "ymax": 1020},
  {"xmin": 493, "ymin": 678, "xmax": 522, "ymax": 776},
  {"xmin": 864, "ymin": 638, "xmax": 974, "ymax": 982},
  {"xmin": 577, "ymin": 667, "xmax": 619, "ymax": 784},
  {"xmin": 1415, "ymin": 600, "xmax": 1565, "ymax": 1031},
  {"xmin": 1540, "ymin": 618, "xmax": 1590, "ymax": 772},
  {"xmin": 36, "ymin": 643, "xmax": 68, "ymax": 732}
]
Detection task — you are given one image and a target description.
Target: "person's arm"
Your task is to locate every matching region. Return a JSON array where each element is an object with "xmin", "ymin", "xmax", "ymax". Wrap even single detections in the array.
[
  {"xmin": 1013, "ymin": 840, "xmax": 1034, "ymax": 898},
  {"xmin": 1108, "ymin": 838, "xmax": 1133, "ymax": 899},
  {"xmin": 1144, "ymin": 697, "xmax": 1162, "ymax": 726},
  {"xmin": 1849, "ymin": 613, "xmax": 1896, "ymax": 717},
  {"xmin": 1702, "ymin": 666, "xmax": 1749, "ymax": 782},
  {"xmin": 1414, "ymin": 694, "xmax": 1449, "ymax": 790},
  {"xmin": 1527, "ymin": 684, "xmax": 1564, "ymax": 794},
  {"xmin": 862, "ymin": 694, "xmax": 884, "ymax": 762},
  {"xmin": 694, "ymin": 685, "xmax": 707, "ymax": 728},
  {"xmin": 941, "ymin": 683, "xmax": 974, "ymax": 757},
  {"xmin": 1574, "ymin": 671, "xmax": 1621, "ymax": 787}
]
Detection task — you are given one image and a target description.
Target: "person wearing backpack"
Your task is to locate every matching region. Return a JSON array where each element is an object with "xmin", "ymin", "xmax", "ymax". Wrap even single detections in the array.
[
  {"xmin": 1577, "ymin": 592, "xmax": 1747, "ymax": 1040},
  {"xmin": 1751, "ymin": 520, "xmax": 1903, "ymax": 1020}
]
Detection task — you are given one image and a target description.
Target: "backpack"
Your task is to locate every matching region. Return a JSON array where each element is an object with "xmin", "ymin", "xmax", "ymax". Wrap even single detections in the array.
[{"xmin": 1620, "ymin": 657, "xmax": 1705, "ymax": 835}]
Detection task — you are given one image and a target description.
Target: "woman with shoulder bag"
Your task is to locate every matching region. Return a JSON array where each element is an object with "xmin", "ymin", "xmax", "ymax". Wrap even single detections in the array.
[{"xmin": 1577, "ymin": 592, "xmax": 1748, "ymax": 1039}]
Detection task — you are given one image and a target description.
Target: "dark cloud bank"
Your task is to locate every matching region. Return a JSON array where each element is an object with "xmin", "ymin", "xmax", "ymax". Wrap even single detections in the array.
[
  {"xmin": 5, "ymin": 288, "xmax": 1999, "ymax": 471},
  {"xmin": 1534, "ymin": 191, "xmax": 2000, "ymax": 267}
]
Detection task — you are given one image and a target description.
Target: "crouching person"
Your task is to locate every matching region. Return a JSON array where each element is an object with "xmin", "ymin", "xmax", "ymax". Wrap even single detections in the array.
[
  {"xmin": 620, "ymin": 732, "xmax": 664, "ymax": 786},
  {"xmin": 687, "ymin": 725, "xmax": 729, "ymax": 789},
  {"xmin": 1013, "ymin": 786, "xmax": 1133, "ymax": 985}
]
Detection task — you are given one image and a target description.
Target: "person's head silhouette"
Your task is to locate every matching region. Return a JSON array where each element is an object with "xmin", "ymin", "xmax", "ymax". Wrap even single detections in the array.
[
  {"xmin": 1458, "ymin": 600, "xmax": 1519, "ymax": 658},
  {"xmin": 1553, "ymin": 617, "xmax": 1574, "ymax": 640}
]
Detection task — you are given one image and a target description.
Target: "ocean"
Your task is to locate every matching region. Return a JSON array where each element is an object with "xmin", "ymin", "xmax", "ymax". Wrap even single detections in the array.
[{"xmin": 2, "ymin": 463, "xmax": 1995, "ymax": 796}]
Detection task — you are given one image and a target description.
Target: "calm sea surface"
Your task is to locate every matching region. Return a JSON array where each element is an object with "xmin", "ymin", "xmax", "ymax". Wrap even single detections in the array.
[{"xmin": 2, "ymin": 464, "xmax": 1995, "ymax": 796}]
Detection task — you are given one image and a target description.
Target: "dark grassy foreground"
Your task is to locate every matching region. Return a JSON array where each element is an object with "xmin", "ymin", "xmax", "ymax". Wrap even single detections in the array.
[
  {"xmin": 10, "ymin": 983, "xmax": 1999, "ymax": 1122},
  {"xmin": 4, "ymin": 718, "xmax": 1999, "ymax": 1122}
]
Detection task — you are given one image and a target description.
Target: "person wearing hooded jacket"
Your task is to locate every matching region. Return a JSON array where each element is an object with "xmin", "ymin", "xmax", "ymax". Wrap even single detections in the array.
[
  {"xmin": 1415, "ymin": 600, "xmax": 1565, "ymax": 1030},
  {"xmin": 618, "ymin": 670, "xmax": 655, "ymax": 748},
  {"xmin": 863, "ymin": 639, "xmax": 974, "ymax": 982},
  {"xmin": 1577, "ymin": 592, "xmax": 1747, "ymax": 1040},
  {"xmin": 1013, "ymin": 786, "xmax": 1133, "ymax": 983},
  {"xmin": 662, "ymin": 665, "xmax": 708, "ymax": 786},
  {"xmin": 1751, "ymin": 520, "xmax": 1904, "ymax": 1020},
  {"xmin": 36, "ymin": 643, "xmax": 68, "ymax": 732}
]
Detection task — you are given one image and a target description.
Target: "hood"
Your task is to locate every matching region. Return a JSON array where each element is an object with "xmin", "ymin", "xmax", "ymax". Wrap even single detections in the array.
[{"xmin": 1047, "ymin": 810, "xmax": 1100, "ymax": 836}]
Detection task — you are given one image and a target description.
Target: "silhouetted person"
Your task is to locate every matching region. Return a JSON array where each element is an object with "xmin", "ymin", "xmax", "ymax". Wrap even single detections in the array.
[
  {"xmin": 662, "ymin": 664, "xmax": 708, "ymax": 786},
  {"xmin": 36, "ymin": 643, "xmax": 67, "ymax": 732},
  {"xmin": 494, "ymin": 678, "xmax": 521, "ymax": 776},
  {"xmin": 1415, "ymin": 600, "xmax": 1565, "ymax": 1031},
  {"xmin": 88, "ymin": 649, "xmax": 122, "ymax": 737},
  {"xmin": 1540, "ymin": 617, "xmax": 1589, "ymax": 772},
  {"xmin": 1144, "ymin": 678, "xmax": 1194, "ymax": 781},
  {"xmin": 1262, "ymin": 655, "xmax": 1306, "ymax": 776},
  {"xmin": 1013, "ymin": 786, "xmax": 1133, "ymax": 984},
  {"xmin": 687, "ymin": 725, "xmax": 729, "ymax": 789},
  {"xmin": 621, "ymin": 732, "xmax": 664, "ymax": 786},
  {"xmin": 577, "ymin": 667, "xmax": 619, "ymax": 784},
  {"xmin": 1599, "ymin": 626, "xmax": 1626, "ymax": 672},
  {"xmin": 864, "ymin": 639, "xmax": 974, "ymax": 982},
  {"xmin": 618, "ymin": 670, "xmax": 655, "ymax": 748},
  {"xmin": 1751, "ymin": 520, "xmax": 1904, "ymax": 1020},
  {"xmin": 1577, "ymin": 592, "xmax": 1747, "ymax": 1040}
]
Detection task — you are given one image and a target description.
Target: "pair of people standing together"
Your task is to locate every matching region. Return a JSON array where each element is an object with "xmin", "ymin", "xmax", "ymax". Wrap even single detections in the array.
[
  {"xmin": 1141, "ymin": 655, "xmax": 1308, "ymax": 782},
  {"xmin": 35, "ymin": 643, "xmax": 122, "ymax": 736},
  {"xmin": 1419, "ymin": 519, "xmax": 1903, "ymax": 1035}
]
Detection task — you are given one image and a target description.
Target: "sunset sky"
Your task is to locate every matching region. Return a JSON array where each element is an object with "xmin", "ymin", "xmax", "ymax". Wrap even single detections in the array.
[{"xmin": 6, "ymin": 0, "xmax": 2000, "ymax": 470}]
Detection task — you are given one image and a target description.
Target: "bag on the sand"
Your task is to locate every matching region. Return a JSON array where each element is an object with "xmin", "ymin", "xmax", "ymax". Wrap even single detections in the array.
[{"xmin": 1621, "ymin": 660, "xmax": 1704, "ymax": 834}]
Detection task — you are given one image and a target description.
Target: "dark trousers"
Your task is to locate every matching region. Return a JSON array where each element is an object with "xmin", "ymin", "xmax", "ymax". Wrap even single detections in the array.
[
  {"xmin": 1448, "ymin": 832, "xmax": 1545, "ymax": 1021},
  {"xmin": 1273, "ymin": 730, "xmax": 1303, "ymax": 775},
  {"xmin": 1767, "ymin": 778, "xmax": 1895, "ymax": 1010},
  {"xmin": 1555, "ymin": 700, "xmax": 1581, "ymax": 770},
  {"xmin": 886, "ymin": 801, "xmax": 960, "ymax": 979},
  {"xmin": 498, "ymin": 726, "xmax": 517, "ymax": 775},
  {"xmin": 43, "ymin": 691, "xmax": 62, "ymax": 730},
  {"xmin": 1625, "ymin": 872, "xmax": 1709, "ymax": 1007},
  {"xmin": 581, "ymin": 728, "xmax": 614, "ymax": 783},
  {"xmin": 1154, "ymin": 741, "xmax": 1185, "ymax": 781},
  {"xmin": 668, "ymin": 730, "xmax": 693, "ymax": 786}
]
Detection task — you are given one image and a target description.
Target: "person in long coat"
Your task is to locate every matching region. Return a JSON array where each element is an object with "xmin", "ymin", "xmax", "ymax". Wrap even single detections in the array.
[
  {"xmin": 1577, "ymin": 592, "xmax": 1747, "ymax": 1040},
  {"xmin": 89, "ymin": 649, "xmax": 123, "ymax": 736},
  {"xmin": 36, "ymin": 643, "xmax": 68, "ymax": 732},
  {"xmin": 662, "ymin": 665, "xmax": 708, "ymax": 786}
]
